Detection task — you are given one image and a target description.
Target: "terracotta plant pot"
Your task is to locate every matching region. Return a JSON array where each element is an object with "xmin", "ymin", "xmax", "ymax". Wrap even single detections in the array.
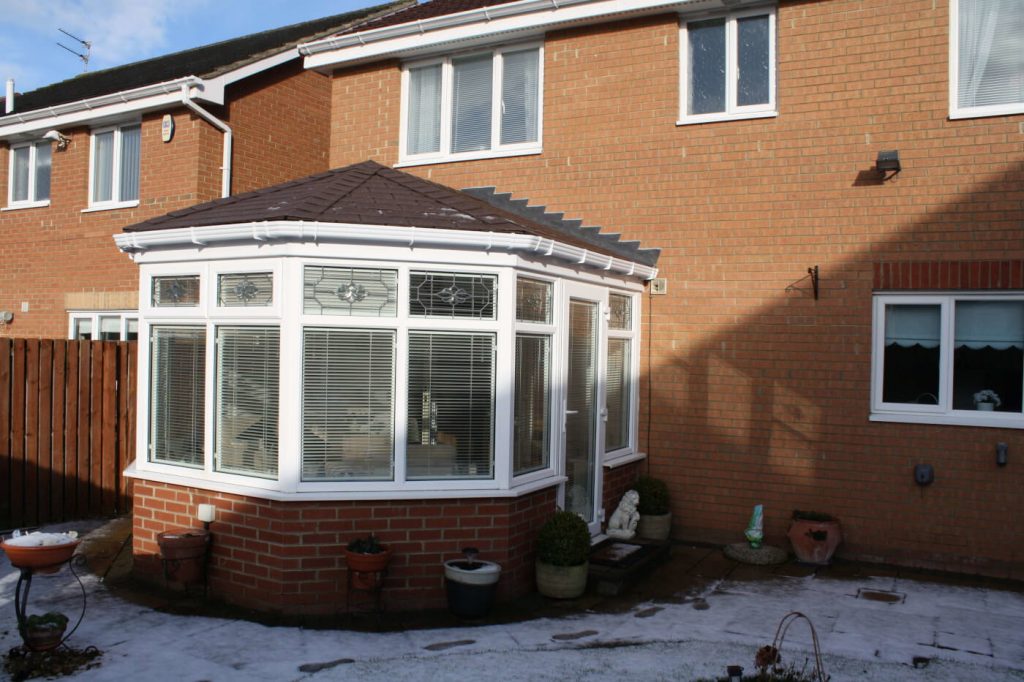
[
  {"xmin": 637, "ymin": 512, "xmax": 672, "ymax": 541},
  {"xmin": 157, "ymin": 528, "xmax": 210, "ymax": 584},
  {"xmin": 787, "ymin": 518, "xmax": 842, "ymax": 565},
  {"xmin": 344, "ymin": 548, "xmax": 391, "ymax": 590},
  {"xmin": 1, "ymin": 539, "xmax": 80, "ymax": 575},
  {"xmin": 23, "ymin": 623, "xmax": 67, "ymax": 651},
  {"xmin": 535, "ymin": 560, "xmax": 588, "ymax": 599}
]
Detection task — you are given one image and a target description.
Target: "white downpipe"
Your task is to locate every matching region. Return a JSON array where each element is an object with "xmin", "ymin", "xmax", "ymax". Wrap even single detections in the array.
[
  {"xmin": 5, "ymin": 79, "xmax": 13, "ymax": 114},
  {"xmin": 181, "ymin": 84, "xmax": 232, "ymax": 198}
]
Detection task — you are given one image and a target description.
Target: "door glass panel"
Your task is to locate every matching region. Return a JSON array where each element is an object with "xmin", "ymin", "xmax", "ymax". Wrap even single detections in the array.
[{"xmin": 565, "ymin": 299, "xmax": 597, "ymax": 522}]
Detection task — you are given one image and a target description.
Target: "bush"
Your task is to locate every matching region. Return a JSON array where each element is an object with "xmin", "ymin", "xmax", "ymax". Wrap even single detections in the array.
[
  {"xmin": 634, "ymin": 476, "xmax": 670, "ymax": 515},
  {"xmin": 536, "ymin": 511, "xmax": 590, "ymax": 567},
  {"xmin": 346, "ymin": 534, "xmax": 385, "ymax": 554}
]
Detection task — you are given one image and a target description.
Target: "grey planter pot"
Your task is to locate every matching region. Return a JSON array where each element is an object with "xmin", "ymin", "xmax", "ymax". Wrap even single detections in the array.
[
  {"xmin": 637, "ymin": 512, "xmax": 672, "ymax": 541},
  {"xmin": 535, "ymin": 560, "xmax": 588, "ymax": 599}
]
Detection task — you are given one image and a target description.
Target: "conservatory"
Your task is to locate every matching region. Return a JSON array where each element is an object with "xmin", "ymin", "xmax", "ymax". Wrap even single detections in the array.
[{"xmin": 116, "ymin": 161, "xmax": 659, "ymax": 612}]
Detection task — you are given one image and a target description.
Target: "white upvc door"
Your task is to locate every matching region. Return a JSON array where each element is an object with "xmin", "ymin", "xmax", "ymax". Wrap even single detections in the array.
[{"xmin": 558, "ymin": 281, "xmax": 607, "ymax": 535}]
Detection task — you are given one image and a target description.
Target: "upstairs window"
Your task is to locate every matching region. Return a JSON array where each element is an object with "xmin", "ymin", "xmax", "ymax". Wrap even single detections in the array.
[
  {"xmin": 952, "ymin": 0, "xmax": 1024, "ymax": 118},
  {"xmin": 680, "ymin": 8, "xmax": 776, "ymax": 124},
  {"xmin": 90, "ymin": 123, "xmax": 140, "ymax": 208},
  {"xmin": 8, "ymin": 140, "xmax": 51, "ymax": 207},
  {"xmin": 402, "ymin": 45, "xmax": 542, "ymax": 164}
]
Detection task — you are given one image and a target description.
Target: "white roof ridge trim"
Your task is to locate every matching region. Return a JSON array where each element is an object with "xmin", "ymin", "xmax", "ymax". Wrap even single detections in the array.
[{"xmin": 113, "ymin": 220, "xmax": 658, "ymax": 280}]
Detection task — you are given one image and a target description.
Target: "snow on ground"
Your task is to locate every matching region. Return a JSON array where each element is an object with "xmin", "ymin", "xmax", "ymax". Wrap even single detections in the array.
[{"xmin": 2, "ymin": 523, "xmax": 1023, "ymax": 681}]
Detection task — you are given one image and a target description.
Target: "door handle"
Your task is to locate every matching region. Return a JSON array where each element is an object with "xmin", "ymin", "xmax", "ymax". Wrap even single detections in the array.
[{"xmin": 565, "ymin": 410, "xmax": 579, "ymax": 415}]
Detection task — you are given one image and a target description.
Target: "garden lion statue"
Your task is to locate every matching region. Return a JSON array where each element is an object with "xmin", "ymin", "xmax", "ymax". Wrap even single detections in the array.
[{"xmin": 607, "ymin": 489, "xmax": 640, "ymax": 539}]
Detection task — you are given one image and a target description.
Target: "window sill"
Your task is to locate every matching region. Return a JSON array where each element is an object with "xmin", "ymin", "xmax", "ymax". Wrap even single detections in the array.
[
  {"xmin": 677, "ymin": 110, "xmax": 777, "ymax": 126},
  {"xmin": 82, "ymin": 200, "xmax": 139, "ymax": 213},
  {"xmin": 126, "ymin": 460, "xmax": 567, "ymax": 501},
  {"xmin": 870, "ymin": 411, "xmax": 1024, "ymax": 430},
  {"xmin": 949, "ymin": 102, "xmax": 1024, "ymax": 120},
  {"xmin": 603, "ymin": 451, "xmax": 646, "ymax": 469},
  {"xmin": 396, "ymin": 147, "xmax": 541, "ymax": 168},
  {"xmin": 2, "ymin": 200, "xmax": 50, "ymax": 211}
]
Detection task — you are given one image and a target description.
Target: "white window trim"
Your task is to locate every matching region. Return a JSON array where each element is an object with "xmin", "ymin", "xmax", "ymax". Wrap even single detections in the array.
[
  {"xmin": 870, "ymin": 292, "xmax": 1024, "ymax": 429},
  {"xmin": 678, "ymin": 6, "xmax": 777, "ymax": 125},
  {"xmin": 949, "ymin": 0, "xmax": 1024, "ymax": 120},
  {"xmin": 68, "ymin": 310, "xmax": 139, "ymax": 341},
  {"xmin": 6, "ymin": 140, "xmax": 51, "ymax": 209},
  {"xmin": 398, "ymin": 42, "xmax": 544, "ymax": 166},
  {"xmin": 603, "ymin": 290, "xmax": 641, "ymax": 462},
  {"xmin": 87, "ymin": 122, "xmax": 140, "ymax": 211}
]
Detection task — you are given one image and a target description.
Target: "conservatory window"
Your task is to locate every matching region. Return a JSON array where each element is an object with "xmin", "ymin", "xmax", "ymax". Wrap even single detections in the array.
[
  {"xmin": 409, "ymin": 271, "xmax": 496, "ymax": 319},
  {"xmin": 303, "ymin": 266, "xmax": 398, "ymax": 316},
  {"xmin": 302, "ymin": 328, "xmax": 396, "ymax": 481},
  {"xmin": 407, "ymin": 331, "xmax": 495, "ymax": 479},
  {"xmin": 516, "ymin": 277, "xmax": 552, "ymax": 323},
  {"xmin": 150, "ymin": 326, "xmax": 206, "ymax": 467},
  {"xmin": 214, "ymin": 326, "xmax": 280, "ymax": 478},
  {"xmin": 152, "ymin": 275, "xmax": 200, "ymax": 307},
  {"xmin": 218, "ymin": 272, "xmax": 273, "ymax": 307},
  {"xmin": 951, "ymin": 0, "xmax": 1024, "ymax": 118},
  {"xmin": 514, "ymin": 334, "xmax": 551, "ymax": 475},
  {"xmin": 872, "ymin": 295, "xmax": 1024, "ymax": 425}
]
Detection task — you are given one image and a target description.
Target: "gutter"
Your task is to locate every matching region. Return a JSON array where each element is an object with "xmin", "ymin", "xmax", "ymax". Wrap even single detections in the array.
[
  {"xmin": 180, "ymin": 84, "xmax": 232, "ymax": 198},
  {"xmin": 114, "ymin": 220, "xmax": 658, "ymax": 280}
]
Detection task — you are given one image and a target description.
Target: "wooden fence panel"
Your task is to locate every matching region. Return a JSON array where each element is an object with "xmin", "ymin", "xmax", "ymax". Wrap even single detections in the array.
[{"xmin": 0, "ymin": 339, "xmax": 137, "ymax": 531}]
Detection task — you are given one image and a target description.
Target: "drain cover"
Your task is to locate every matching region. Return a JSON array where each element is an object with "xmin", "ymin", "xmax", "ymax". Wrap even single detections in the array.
[{"xmin": 856, "ymin": 588, "xmax": 905, "ymax": 604}]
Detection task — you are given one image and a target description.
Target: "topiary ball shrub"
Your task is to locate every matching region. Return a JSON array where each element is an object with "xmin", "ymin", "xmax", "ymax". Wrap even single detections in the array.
[
  {"xmin": 536, "ymin": 510, "xmax": 591, "ymax": 567},
  {"xmin": 634, "ymin": 476, "xmax": 670, "ymax": 515}
]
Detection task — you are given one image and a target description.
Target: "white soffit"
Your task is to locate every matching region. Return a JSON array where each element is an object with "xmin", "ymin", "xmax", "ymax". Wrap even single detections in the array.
[
  {"xmin": 113, "ymin": 220, "xmax": 659, "ymax": 280},
  {"xmin": 301, "ymin": 0, "xmax": 762, "ymax": 69}
]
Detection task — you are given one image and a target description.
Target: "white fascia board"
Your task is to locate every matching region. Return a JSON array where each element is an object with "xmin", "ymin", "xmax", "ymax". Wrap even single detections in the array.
[
  {"xmin": 114, "ymin": 220, "xmax": 658, "ymax": 280},
  {"xmin": 301, "ymin": 0, "xmax": 744, "ymax": 69},
  {"xmin": 0, "ymin": 77, "xmax": 206, "ymax": 139},
  {"xmin": 207, "ymin": 47, "xmax": 301, "ymax": 89}
]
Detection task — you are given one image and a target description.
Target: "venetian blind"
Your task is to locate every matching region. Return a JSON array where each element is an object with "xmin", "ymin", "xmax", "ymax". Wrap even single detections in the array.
[
  {"xmin": 150, "ymin": 326, "xmax": 206, "ymax": 467},
  {"xmin": 958, "ymin": 0, "xmax": 1024, "ymax": 109},
  {"xmin": 500, "ymin": 48, "xmax": 539, "ymax": 145},
  {"xmin": 11, "ymin": 146, "xmax": 29, "ymax": 202},
  {"xmin": 302, "ymin": 328, "xmax": 395, "ymax": 481},
  {"xmin": 215, "ymin": 326, "xmax": 280, "ymax": 478},
  {"xmin": 605, "ymin": 338, "xmax": 630, "ymax": 451},
  {"xmin": 119, "ymin": 124, "xmax": 141, "ymax": 202},
  {"xmin": 407, "ymin": 64, "xmax": 443, "ymax": 155},
  {"xmin": 451, "ymin": 53, "xmax": 493, "ymax": 153},
  {"xmin": 407, "ymin": 332, "xmax": 495, "ymax": 479},
  {"xmin": 91, "ymin": 130, "xmax": 114, "ymax": 203},
  {"xmin": 513, "ymin": 334, "xmax": 550, "ymax": 475}
]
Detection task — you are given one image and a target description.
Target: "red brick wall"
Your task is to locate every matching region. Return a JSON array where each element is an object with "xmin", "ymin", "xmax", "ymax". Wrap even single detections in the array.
[
  {"xmin": 226, "ymin": 61, "xmax": 332, "ymax": 193},
  {"xmin": 133, "ymin": 480, "xmax": 557, "ymax": 614},
  {"xmin": 327, "ymin": 0, "xmax": 1024, "ymax": 578}
]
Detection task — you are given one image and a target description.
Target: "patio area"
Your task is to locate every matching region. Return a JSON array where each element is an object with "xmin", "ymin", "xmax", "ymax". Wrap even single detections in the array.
[{"xmin": 2, "ymin": 518, "xmax": 1023, "ymax": 681}]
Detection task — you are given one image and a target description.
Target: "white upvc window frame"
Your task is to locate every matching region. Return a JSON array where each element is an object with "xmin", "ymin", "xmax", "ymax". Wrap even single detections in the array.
[
  {"xmin": 398, "ymin": 42, "xmax": 544, "ymax": 167},
  {"xmin": 68, "ymin": 310, "xmax": 139, "ymax": 341},
  {"xmin": 871, "ymin": 292, "xmax": 1024, "ymax": 429},
  {"xmin": 949, "ymin": 0, "xmax": 1024, "ymax": 120},
  {"xmin": 86, "ymin": 121, "xmax": 141, "ymax": 211},
  {"xmin": 678, "ymin": 5, "xmax": 777, "ymax": 126},
  {"xmin": 603, "ymin": 290, "xmax": 641, "ymax": 466},
  {"xmin": 5, "ymin": 140, "xmax": 52, "ymax": 209}
]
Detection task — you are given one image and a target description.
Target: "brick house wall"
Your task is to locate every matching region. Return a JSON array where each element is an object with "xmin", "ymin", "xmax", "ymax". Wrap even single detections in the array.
[
  {"xmin": 324, "ymin": 0, "xmax": 1024, "ymax": 578},
  {"xmin": 133, "ymin": 481, "xmax": 556, "ymax": 613},
  {"xmin": 0, "ymin": 64, "xmax": 333, "ymax": 339}
]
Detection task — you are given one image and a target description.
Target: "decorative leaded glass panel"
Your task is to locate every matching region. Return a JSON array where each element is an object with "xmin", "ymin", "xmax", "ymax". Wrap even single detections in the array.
[
  {"xmin": 409, "ymin": 272, "xmax": 496, "ymax": 319},
  {"xmin": 609, "ymin": 293, "xmax": 632, "ymax": 330},
  {"xmin": 218, "ymin": 272, "xmax": 273, "ymax": 307},
  {"xmin": 152, "ymin": 275, "xmax": 200, "ymax": 307},
  {"xmin": 516, "ymin": 277, "xmax": 551, "ymax": 323},
  {"xmin": 303, "ymin": 266, "xmax": 397, "ymax": 317}
]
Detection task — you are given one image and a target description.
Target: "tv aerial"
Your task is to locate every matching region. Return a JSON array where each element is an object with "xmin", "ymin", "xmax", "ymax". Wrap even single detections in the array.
[{"xmin": 57, "ymin": 28, "xmax": 92, "ymax": 72}]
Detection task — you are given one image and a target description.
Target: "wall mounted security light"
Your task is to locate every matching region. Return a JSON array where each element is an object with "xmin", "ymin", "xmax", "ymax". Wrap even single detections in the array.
[
  {"xmin": 43, "ymin": 129, "xmax": 71, "ymax": 151},
  {"xmin": 875, "ymin": 150, "xmax": 901, "ymax": 178}
]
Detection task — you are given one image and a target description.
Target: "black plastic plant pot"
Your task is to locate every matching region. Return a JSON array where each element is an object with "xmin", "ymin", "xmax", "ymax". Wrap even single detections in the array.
[{"xmin": 444, "ymin": 559, "xmax": 501, "ymax": 618}]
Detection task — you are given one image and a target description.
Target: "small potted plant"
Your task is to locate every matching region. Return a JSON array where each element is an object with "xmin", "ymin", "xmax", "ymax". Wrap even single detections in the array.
[
  {"xmin": 973, "ymin": 389, "xmax": 1001, "ymax": 412},
  {"xmin": 634, "ymin": 476, "xmax": 672, "ymax": 541},
  {"xmin": 787, "ymin": 510, "xmax": 842, "ymax": 565},
  {"xmin": 344, "ymin": 534, "xmax": 392, "ymax": 590},
  {"xmin": 535, "ymin": 510, "xmax": 590, "ymax": 599},
  {"xmin": 21, "ymin": 611, "xmax": 69, "ymax": 651}
]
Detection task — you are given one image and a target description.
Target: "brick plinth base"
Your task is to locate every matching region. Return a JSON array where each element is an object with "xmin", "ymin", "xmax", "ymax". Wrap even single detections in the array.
[{"xmin": 132, "ymin": 480, "xmax": 557, "ymax": 614}]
